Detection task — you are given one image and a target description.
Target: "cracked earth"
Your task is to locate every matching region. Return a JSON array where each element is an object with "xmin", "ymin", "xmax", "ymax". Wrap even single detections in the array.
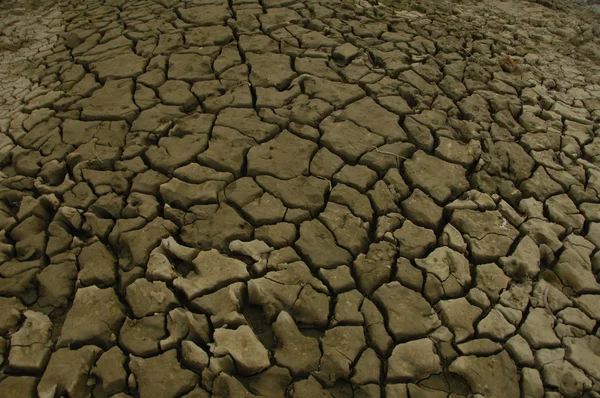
[{"xmin": 0, "ymin": 0, "xmax": 600, "ymax": 396}]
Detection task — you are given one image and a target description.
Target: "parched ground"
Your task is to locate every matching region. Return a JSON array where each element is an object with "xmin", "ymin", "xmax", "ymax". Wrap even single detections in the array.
[{"xmin": 0, "ymin": 0, "xmax": 599, "ymax": 396}]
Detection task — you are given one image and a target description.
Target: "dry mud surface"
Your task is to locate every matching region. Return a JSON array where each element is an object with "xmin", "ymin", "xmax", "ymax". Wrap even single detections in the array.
[{"xmin": 0, "ymin": 0, "xmax": 600, "ymax": 397}]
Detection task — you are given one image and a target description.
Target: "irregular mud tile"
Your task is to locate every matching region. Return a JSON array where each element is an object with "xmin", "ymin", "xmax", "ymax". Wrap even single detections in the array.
[
  {"xmin": 320, "ymin": 118, "xmax": 384, "ymax": 163},
  {"xmin": 300, "ymin": 30, "xmax": 342, "ymax": 49},
  {"xmin": 61, "ymin": 119, "xmax": 128, "ymax": 147},
  {"xmin": 0, "ymin": 269, "xmax": 40, "ymax": 305},
  {"xmin": 350, "ymin": 348, "xmax": 380, "ymax": 386},
  {"xmin": 248, "ymin": 261, "xmax": 328, "ymax": 324},
  {"xmin": 221, "ymin": 63, "xmax": 250, "ymax": 84},
  {"xmin": 303, "ymin": 76, "xmax": 365, "ymax": 108},
  {"xmin": 483, "ymin": 141, "xmax": 535, "ymax": 184},
  {"xmin": 0, "ymin": 296, "xmax": 25, "ymax": 334},
  {"xmin": 395, "ymin": 257, "xmax": 424, "ymax": 292},
  {"xmin": 289, "ymin": 376, "xmax": 332, "ymax": 398},
  {"xmin": 401, "ymin": 189, "xmax": 443, "ymax": 230},
  {"xmin": 557, "ymin": 307, "xmax": 595, "ymax": 333},
  {"xmin": 125, "ymin": 279, "xmax": 178, "ymax": 318},
  {"xmin": 92, "ymin": 346, "xmax": 127, "ymax": 397},
  {"xmin": 90, "ymin": 194, "xmax": 125, "ymax": 219},
  {"xmin": 434, "ymin": 137, "xmax": 482, "ymax": 168},
  {"xmin": 191, "ymin": 80, "xmax": 224, "ymax": 101},
  {"xmin": 117, "ymin": 217, "xmax": 177, "ymax": 270},
  {"xmin": 404, "ymin": 150, "xmax": 469, "ymax": 204},
  {"xmin": 573, "ymin": 295, "xmax": 600, "ymax": 321},
  {"xmin": 190, "ymin": 282, "xmax": 246, "ymax": 325},
  {"xmin": 256, "ymin": 6, "xmax": 300, "ymax": 32},
  {"xmin": 416, "ymin": 247, "xmax": 471, "ymax": 300},
  {"xmin": 181, "ymin": 341, "xmax": 209, "ymax": 373},
  {"xmin": 130, "ymin": 104, "xmax": 185, "ymax": 132},
  {"xmin": 174, "ymin": 249, "xmax": 250, "ymax": 300},
  {"xmin": 181, "ymin": 204, "xmax": 253, "ymax": 251},
  {"xmin": 475, "ymin": 263, "xmax": 510, "ymax": 304},
  {"xmin": 197, "ymin": 126, "xmax": 255, "ymax": 178},
  {"xmin": 353, "ymin": 241, "xmax": 395, "ymax": 296},
  {"xmin": 392, "ymin": 220, "xmax": 436, "ymax": 259},
  {"xmin": 341, "ymin": 97, "xmax": 408, "ymax": 142},
  {"xmin": 331, "ymin": 289, "xmax": 364, "ymax": 326},
  {"xmin": 564, "ymin": 336, "xmax": 600, "ymax": 381},
  {"xmin": 367, "ymin": 180, "xmax": 402, "ymax": 216},
  {"xmin": 271, "ymin": 311, "xmax": 321, "ymax": 375},
  {"xmin": 57, "ymin": 286, "xmax": 125, "ymax": 349},
  {"xmin": 543, "ymin": 356, "xmax": 592, "ymax": 398},
  {"xmin": 0, "ymin": 248, "xmax": 40, "ymax": 274},
  {"xmin": 436, "ymin": 297, "xmax": 482, "ymax": 343},
  {"xmin": 71, "ymin": 73, "xmax": 101, "ymax": 97},
  {"xmin": 215, "ymin": 108, "xmax": 280, "ymax": 143},
  {"xmin": 505, "ymin": 334, "xmax": 534, "ymax": 366},
  {"xmin": 387, "ymin": 338, "xmax": 442, "ymax": 382},
  {"xmin": 8, "ymin": 311, "xmax": 52, "ymax": 374},
  {"xmin": 309, "ymin": 147, "xmax": 344, "ymax": 180},
  {"xmin": 295, "ymin": 219, "xmax": 353, "ymax": 270},
  {"xmin": 160, "ymin": 308, "xmax": 211, "ymax": 349},
  {"xmin": 178, "ymin": 5, "xmax": 231, "ymax": 26},
  {"xmin": 373, "ymin": 281, "xmax": 441, "ymax": 341},
  {"xmin": 129, "ymin": 350, "xmax": 199, "ymax": 398},
  {"xmin": 119, "ymin": 315, "xmax": 166, "ymax": 357},
  {"xmin": 247, "ymin": 131, "xmax": 317, "ymax": 179},
  {"xmin": 247, "ymin": 53, "xmax": 296, "ymax": 90},
  {"xmin": 173, "ymin": 163, "xmax": 234, "ymax": 184},
  {"xmin": 267, "ymin": 247, "xmax": 302, "ymax": 270},
  {"xmin": 242, "ymin": 193, "xmax": 287, "ymax": 226},
  {"xmin": 359, "ymin": 142, "xmax": 416, "ymax": 174},
  {"xmin": 131, "ymin": 170, "xmax": 170, "ymax": 195},
  {"xmin": 245, "ymin": 365, "xmax": 292, "ymax": 397},
  {"xmin": 225, "ymin": 177, "xmax": 264, "ymax": 208},
  {"xmin": 520, "ymin": 306, "xmax": 561, "ymax": 349},
  {"xmin": 214, "ymin": 45, "xmax": 242, "ymax": 75},
  {"xmin": 37, "ymin": 346, "xmax": 102, "ymax": 398},
  {"xmin": 498, "ymin": 235, "xmax": 540, "ymax": 279},
  {"xmin": 520, "ymin": 167, "xmax": 564, "ymax": 201},
  {"xmin": 157, "ymin": 80, "xmax": 199, "ymax": 111},
  {"xmin": 78, "ymin": 79, "xmax": 139, "ymax": 123},
  {"xmin": 211, "ymin": 373, "xmax": 258, "ymax": 398},
  {"xmin": 90, "ymin": 53, "xmax": 147, "ymax": 81},
  {"xmin": 333, "ymin": 164, "xmax": 378, "ymax": 194},
  {"xmin": 203, "ymin": 83, "xmax": 253, "ymax": 113},
  {"xmin": 449, "ymin": 351, "xmax": 519, "ymax": 398},
  {"xmin": 24, "ymin": 91, "xmax": 65, "ymax": 112},
  {"xmin": 159, "ymin": 178, "xmax": 226, "ymax": 209},
  {"xmin": 154, "ymin": 32, "xmax": 184, "ymax": 55},
  {"xmin": 520, "ymin": 367, "xmax": 544, "ymax": 398},
  {"xmin": 291, "ymin": 283, "xmax": 331, "ymax": 327},
  {"xmin": 285, "ymin": 95, "xmax": 334, "ymax": 127},
  {"xmin": 123, "ymin": 192, "xmax": 160, "ymax": 220},
  {"xmin": 295, "ymin": 57, "xmax": 341, "ymax": 82},
  {"xmin": 82, "ymin": 170, "xmax": 130, "ymax": 195},
  {"xmin": 477, "ymin": 307, "xmax": 515, "ymax": 340},
  {"xmin": 370, "ymin": 49, "xmax": 410, "ymax": 78},
  {"xmin": 173, "ymin": 113, "xmax": 215, "ymax": 137},
  {"xmin": 256, "ymin": 85, "xmax": 302, "ymax": 109},
  {"xmin": 319, "ymin": 202, "xmax": 370, "ymax": 256},
  {"xmin": 256, "ymin": 175, "xmax": 329, "ymax": 216},
  {"xmin": 255, "ymin": 222, "xmax": 297, "ymax": 248},
  {"xmin": 213, "ymin": 325, "xmax": 270, "ymax": 376},
  {"xmin": 313, "ymin": 326, "xmax": 366, "ymax": 387},
  {"xmin": 545, "ymin": 194, "xmax": 585, "ymax": 233},
  {"xmin": 0, "ymin": 376, "xmax": 38, "ymax": 397},
  {"xmin": 451, "ymin": 209, "xmax": 519, "ymax": 263},
  {"xmin": 77, "ymin": 240, "xmax": 116, "ymax": 288},
  {"xmin": 438, "ymin": 75, "xmax": 468, "ymax": 101}
]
